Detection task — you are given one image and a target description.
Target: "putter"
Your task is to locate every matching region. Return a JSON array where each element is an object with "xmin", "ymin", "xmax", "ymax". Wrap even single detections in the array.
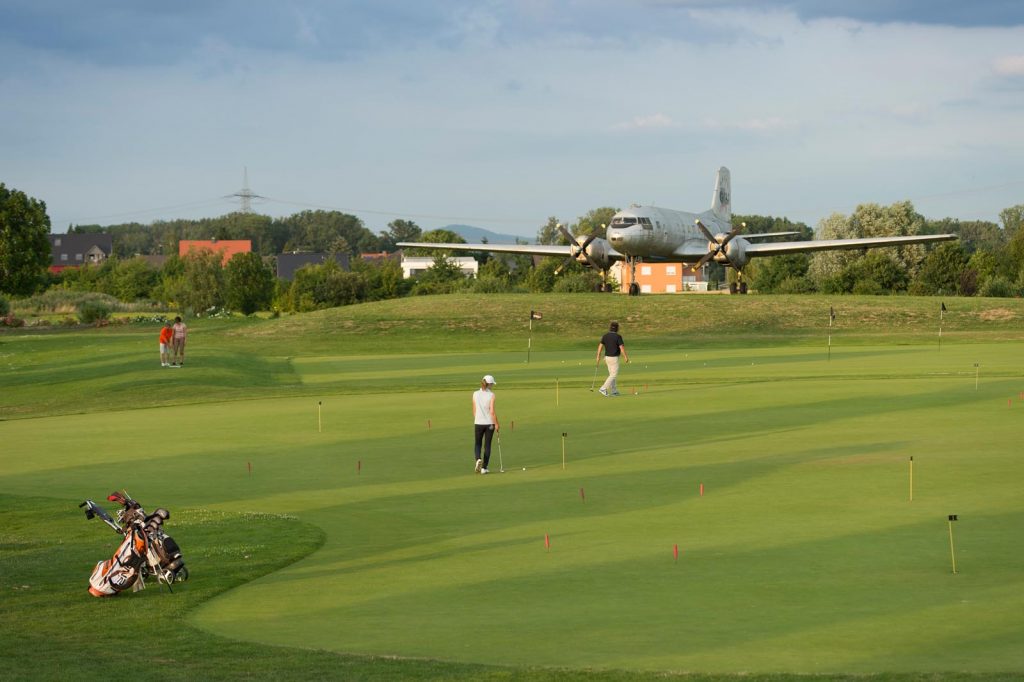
[
  {"xmin": 589, "ymin": 362, "xmax": 600, "ymax": 391},
  {"xmin": 497, "ymin": 435, "xmax": 505, "ymax": 473}
]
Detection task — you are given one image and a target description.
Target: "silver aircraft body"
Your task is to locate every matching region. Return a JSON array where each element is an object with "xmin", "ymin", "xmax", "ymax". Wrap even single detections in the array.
[{"xmin": 398, "ymin": 167, "xmax": 957, "ymax": 294}]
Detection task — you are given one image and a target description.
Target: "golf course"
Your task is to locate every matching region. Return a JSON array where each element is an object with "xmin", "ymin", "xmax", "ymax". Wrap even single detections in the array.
[{"xmin": 2, "ymin": 293, "xmax": 1023, "ymax": 681}]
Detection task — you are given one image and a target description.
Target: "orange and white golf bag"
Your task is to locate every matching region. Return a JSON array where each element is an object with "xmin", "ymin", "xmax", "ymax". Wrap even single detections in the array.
[{"xmin": 80, "ymin": 491, "xmax": 188, "ymax": 597}]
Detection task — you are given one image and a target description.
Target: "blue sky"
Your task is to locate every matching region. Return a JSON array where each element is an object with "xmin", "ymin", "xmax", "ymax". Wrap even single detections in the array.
[{"xmin": 3, "ymin": 1, "xmax": 1024, "ymax": 238}]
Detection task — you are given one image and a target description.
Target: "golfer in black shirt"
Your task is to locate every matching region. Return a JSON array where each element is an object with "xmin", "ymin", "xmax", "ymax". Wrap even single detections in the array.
[{"xmin": 596, "ymin": 321, "xmax": 629, "ymax": 397}]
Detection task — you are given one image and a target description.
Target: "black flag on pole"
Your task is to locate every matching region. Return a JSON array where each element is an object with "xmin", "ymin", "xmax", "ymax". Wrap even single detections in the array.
[
  {"xmin": 941, "ymin": 302, "xmax": 947, "ymax": 312},
  {"xmin": 829, "ymin": 306, "xmax": 835, "ymax": 322}
]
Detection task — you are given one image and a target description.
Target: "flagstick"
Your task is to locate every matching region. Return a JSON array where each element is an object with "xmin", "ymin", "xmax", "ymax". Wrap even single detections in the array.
[
  {"xmin": 318, "ymin": 401, "xmax": 322, "ymax": 433},
  {"xmin": 909, "ymin": 454, "xmax": 917, "ymax": 501},
  {"xmin": 827, "ymin": 313, "xmax": 833, "ymax": 361},
  {"xmin": 561, "ymin": 432, "xmax": 567, "ymax": 470},
  {"xmin": 947, "ymin": 515, "xmax": 958, "ymax": 574},
  {"xmin": 528, "ymin": 315, "xmax": 536, "ymax": 364},
  {"xmin": 939, "ymin": 305, "xmax": 944, "ymax": 352}
]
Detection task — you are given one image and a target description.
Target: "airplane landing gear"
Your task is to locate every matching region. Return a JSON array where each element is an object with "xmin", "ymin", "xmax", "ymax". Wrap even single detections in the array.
[
  {"xmin": 626, "ymin": 257, "xmax": 641, "ymax": 296},
  {"xmin": 729, "ymin": 272, "xmax": 748, "ymax": 294}
]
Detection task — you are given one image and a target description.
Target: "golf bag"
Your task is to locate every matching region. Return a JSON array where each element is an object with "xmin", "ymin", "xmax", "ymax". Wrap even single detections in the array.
[{"xmin": 79, "ymin": 491, "xmax": 188, "ymax": 597}]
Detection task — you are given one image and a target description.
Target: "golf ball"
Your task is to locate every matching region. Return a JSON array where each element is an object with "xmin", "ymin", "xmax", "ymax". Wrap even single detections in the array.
[{"xmin": 522, "ymin": 467, "xmax": 526, "ymax": 471}]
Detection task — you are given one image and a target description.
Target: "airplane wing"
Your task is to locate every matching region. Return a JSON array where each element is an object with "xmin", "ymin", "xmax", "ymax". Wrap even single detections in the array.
[
  {"xmin": 743, "ymin": 233, "xmax": 957, "ymax": 258},
  {"xmin": 396, "ymin": 242, "xmax": 575, "ymax": 257}
]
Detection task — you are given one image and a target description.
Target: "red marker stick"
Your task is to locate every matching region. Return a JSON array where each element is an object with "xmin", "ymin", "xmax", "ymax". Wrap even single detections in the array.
[
  {"xmin": 579, "ymin": 487, "xmax": 585, "ymax": 503},
  {"xmin": 699, "ymin": 482, "xmax": 704, "ymax": 497},
  {"xmin": 673, "ymin": 544, "xmax": 679, "ymax": 561},
  {"xmin": 544, "ymin": 534, "xmax": 550, "ymax": 551}
]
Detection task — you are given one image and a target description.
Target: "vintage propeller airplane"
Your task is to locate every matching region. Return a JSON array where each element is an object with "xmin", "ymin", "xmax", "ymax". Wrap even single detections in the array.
[{"xmin": 398, "ymin": 167, "xmax": 957, "ymax": 295}]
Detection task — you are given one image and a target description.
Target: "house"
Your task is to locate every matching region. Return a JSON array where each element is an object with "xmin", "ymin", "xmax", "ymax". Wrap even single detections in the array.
[
  {"xmin": 276, "ymin": 252, "xmax": 351, "ymax": 281},
  {"xmin": 48, "ymin": 233, "xmax": 113, "ymax": 273},
  {"xmin": 400, "ymin": 255, "xmax": 479, "ymax": 279},
  {"xmin": 610, "ymin": 262, "xmax": 707, "ymax": 293},
  {"xmin": 178, "ymin": 239, "xmax": 252, "ymax": 265}
]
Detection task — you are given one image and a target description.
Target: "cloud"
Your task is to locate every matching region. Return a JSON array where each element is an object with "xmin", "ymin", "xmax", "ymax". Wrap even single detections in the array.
[
  {"xmin": 612, "ymin": 113, "xmax": 676, "ymax": 131},
  {"xmin": 993, "ymin": 54, "xmax": 1024, "ymax": 76}
]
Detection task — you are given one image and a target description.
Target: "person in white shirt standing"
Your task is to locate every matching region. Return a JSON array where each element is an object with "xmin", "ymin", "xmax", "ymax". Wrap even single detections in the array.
[{"xmin": 472, "ymin": 375, "xmax": 500, "ymax": 474}]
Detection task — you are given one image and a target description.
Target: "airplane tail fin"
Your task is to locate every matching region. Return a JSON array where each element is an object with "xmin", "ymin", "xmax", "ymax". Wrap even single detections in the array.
[{"xmin": 710, "ymin": 167, "xmax": 731, "ymax": 223}]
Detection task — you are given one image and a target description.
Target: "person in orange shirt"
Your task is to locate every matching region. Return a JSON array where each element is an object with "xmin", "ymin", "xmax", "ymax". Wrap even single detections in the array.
[{"xmin": 159, "ymin": 322, "xmax": 173, "ymax": 367}]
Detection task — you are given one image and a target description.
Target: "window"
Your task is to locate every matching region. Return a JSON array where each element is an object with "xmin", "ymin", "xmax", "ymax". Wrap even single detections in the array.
[
  {"xmin": 54, "ymin": 238, "xmax": 61, "ymax": 246},
  {"xmin": 666, "ymin": 284, "xmax": 677, "ymax": 293},
  {"xmin": 666, "ymin": 265, "xmax": 677, "ymax": 276},
  {"xmin": 641, "ymin": 284, "xmax": 652, "ymax": 293},
  {"xmin": 60, "ymin": 253, "xmax": 68, "ymax": 261},
  {"xmin": 75, "ymin": 253, "xmax": 83, "ymax": 261},
  {"xmin": 640, "ymin": 266, "xmax": 651, "ymax": 276}
]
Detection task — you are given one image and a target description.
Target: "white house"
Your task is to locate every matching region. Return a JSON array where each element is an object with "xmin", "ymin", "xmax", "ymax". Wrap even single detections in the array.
[{"xmin": 401, "ymin": 255, "xmax": 479, "ymax": 279}]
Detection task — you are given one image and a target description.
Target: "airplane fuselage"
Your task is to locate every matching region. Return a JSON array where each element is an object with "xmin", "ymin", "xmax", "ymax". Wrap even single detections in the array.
[{"xmin": 605, "ymin": 205, "xmax": 728, "ymax": 260}]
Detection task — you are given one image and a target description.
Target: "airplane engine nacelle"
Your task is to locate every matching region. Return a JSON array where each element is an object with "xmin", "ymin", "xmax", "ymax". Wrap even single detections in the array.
[
  {"xmin": 720, "ymin": 237, "xmax": 750, "ymax": 268},
  {"xmin": 582, "ymin": 238, "xmax": 614, "ymax": 271}
]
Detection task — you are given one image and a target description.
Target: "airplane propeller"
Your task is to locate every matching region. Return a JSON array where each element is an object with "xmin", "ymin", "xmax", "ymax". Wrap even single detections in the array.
[
  {"xmin": 694, "ymin": 220, "xmax": 745, "ymax": 269},
  {"xmin": 554, "ymin": 224, "xmax": 599, "ymax": 274}
]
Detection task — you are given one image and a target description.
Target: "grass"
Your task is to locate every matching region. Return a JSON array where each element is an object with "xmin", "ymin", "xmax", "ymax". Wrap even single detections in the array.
[{"xmin": 2, "ymin": 293, "xmax": 1024, "ymax": 680}]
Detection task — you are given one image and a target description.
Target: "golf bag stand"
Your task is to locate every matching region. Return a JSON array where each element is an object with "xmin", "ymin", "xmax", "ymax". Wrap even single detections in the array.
[{"xmin": 80, "ymin": 491, "xmax": 188, "ymax": 597}]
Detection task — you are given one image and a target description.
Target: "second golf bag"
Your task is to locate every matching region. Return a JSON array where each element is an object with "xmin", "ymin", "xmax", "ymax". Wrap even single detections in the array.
[{"xmin": 80, "ymin": 491, "xmax": 188, "ymax": 597}]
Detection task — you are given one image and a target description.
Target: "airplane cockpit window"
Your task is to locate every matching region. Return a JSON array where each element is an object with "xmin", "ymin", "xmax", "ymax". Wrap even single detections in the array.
[
  {"xmin": 639, "ymin": 217, "xmax": 653, "ymax": 229},
  {"xmin": 612, "ymin": 217, "xmax": 639, "ymax": 226}
]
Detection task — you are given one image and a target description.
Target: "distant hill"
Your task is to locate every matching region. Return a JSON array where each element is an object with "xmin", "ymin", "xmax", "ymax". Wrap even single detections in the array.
[{"xmin": 441, "ymin": 224, "xmax": 532, "ymax": 245}]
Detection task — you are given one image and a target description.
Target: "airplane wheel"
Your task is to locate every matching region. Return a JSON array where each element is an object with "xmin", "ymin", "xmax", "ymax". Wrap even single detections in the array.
[
  {"xmin": 604, "ymin": 283, "xmax": 614, "ymax": 293},
  {"xmin": 729, "ymin": 282, "xmax": 738, "ymax": 294},
  {"xmin": 629, "ymin": 283, "xmax": 640, "ymax": 296},
  {"xmin": 739, "ymin": 282, "xmax": 748, "ymax": 294}
]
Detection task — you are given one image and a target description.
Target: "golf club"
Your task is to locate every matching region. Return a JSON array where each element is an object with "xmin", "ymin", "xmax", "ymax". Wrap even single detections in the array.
[
  {"xmin": 497, "ymin": 435, "xmax": 505, "ymax": 473},
  {"xmin": 589, "ymin": 362, "xmax": 600, "ymax": 391}
]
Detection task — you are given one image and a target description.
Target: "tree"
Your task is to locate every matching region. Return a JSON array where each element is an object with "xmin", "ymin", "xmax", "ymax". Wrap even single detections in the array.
[
  {"xmin": 225, "ymin": 252, "xmax": 275, "ymax": 314},
  {"xmin": 0, "ymin": 184, "xmax": 51, "ymax": 296},
  {"xmin": 180, "ymin": 249, "xmax": 225, "ymax": 313},
  {"xmin": 109, "ymin": 256, "xmax": 159, "ymax": 301},
  {"xmin": 536, "ymin": 217, "xmax": 564, "ymax": 245},
  {"xmin": 402, "ymin": 229, "xmax": 466, "ymax": 257},
  {"xmin": 999, "ymin": 204, "xmax": 1024, "ymax": 240},
  {"xmin": 574, "ymin": 207, "xmax": 619, "ymax": 238},
  {"xmin": 751, "ymin": 253, "xmax": 810, "ymax": 293},
  {"xmin": 379, "ymin": 219, "xmax": 421, "ymax": 252},
  {"xmin": 910, "ymin": 242, "xmax": 968, "ymax": 296}
]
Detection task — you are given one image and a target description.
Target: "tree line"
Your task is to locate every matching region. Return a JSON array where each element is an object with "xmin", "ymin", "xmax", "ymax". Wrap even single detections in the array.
[{"xmin": 3, "ymin": 181, "xmax": 1024, "ymax": 317}]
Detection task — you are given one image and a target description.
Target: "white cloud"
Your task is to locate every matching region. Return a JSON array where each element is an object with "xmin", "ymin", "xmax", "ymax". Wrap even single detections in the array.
[
  {"xmin": 612, "ymin": 113, "xmax": 675, "ymax": 130},
  {"xmin": 992, "ymin": 54, "xmax": 1024, "ymax": 76}
]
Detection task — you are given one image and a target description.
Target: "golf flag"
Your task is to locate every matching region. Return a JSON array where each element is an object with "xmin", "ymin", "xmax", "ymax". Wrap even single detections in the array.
[
  {"xmin": 530, "ymin": 310, "xmax": 543, "ymax": 320},
  {"xmin": 829, "ymin": 306, "xmax": 835, "ymax": 322},
  {"xmin": 941, "ymin": 302, "xmax": 947, "ymax": 312}
]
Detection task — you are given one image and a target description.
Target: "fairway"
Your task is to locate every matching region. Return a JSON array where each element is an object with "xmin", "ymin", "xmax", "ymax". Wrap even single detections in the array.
[{"xmin": 2, "ymin": 295, "xmax": 1023, "ymax": 678}]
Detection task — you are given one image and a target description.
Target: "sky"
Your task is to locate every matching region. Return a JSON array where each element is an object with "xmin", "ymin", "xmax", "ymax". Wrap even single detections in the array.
[{"xmin": 3, "ymin": 0, "xmax": 1024, "ymax": 239}]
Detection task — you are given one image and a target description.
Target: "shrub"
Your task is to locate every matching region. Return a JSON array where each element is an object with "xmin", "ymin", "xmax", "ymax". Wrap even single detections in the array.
[
  {"xmin": 78, "ymin": 301, "xmax": 112, "ymax": 325},
  {"xmin": 979, "ymin": 276, "xmax": 1015, "ymax": 298},
  {"xmin": 0, "ymin": 296, "xmax": 9, "ymax": 317},
  {"xmin": 2, "ymin": 314, "xmax": 25, "ymax": 327}
]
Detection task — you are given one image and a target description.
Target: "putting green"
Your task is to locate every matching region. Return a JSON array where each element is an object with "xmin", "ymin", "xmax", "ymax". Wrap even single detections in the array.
[{"xmin": 3, "ymin": 341, "xmax": 1021, "ymax": 673}]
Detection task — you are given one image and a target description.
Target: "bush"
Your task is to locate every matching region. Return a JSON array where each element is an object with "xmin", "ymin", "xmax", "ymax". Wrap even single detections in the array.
[
  {"xmin": 78, "ymin": 301, "xmax": 112, "ymax": 325},
  {"xmin": 0, "ymin": 296, "xmax": 9, "ymax": 317},
  {"xmin": 775, "ymin": 276, "xmax": 815, "ymax": 294},
  {"xmin": 979, "ymin": 276, "xmax": 1016, "ymax": 298},
  {"xmin": 2, "ymin": 314, "xmax": 25, "ymax": 327}
]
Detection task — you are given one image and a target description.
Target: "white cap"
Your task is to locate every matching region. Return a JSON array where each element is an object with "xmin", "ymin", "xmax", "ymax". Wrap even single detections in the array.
[{"xmin": 482, "ymin": 374, "xmax": 496, "ymax": 385}]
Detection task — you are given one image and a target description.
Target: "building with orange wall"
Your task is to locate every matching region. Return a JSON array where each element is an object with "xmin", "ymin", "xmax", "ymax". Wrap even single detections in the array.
[
  {"xmin": 610, "ymin": 262, "xmax": 706, "ymax": 293},
  {"xmin": 178, "ymin": 239, "xmax": 252, "ymax": 265}
]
